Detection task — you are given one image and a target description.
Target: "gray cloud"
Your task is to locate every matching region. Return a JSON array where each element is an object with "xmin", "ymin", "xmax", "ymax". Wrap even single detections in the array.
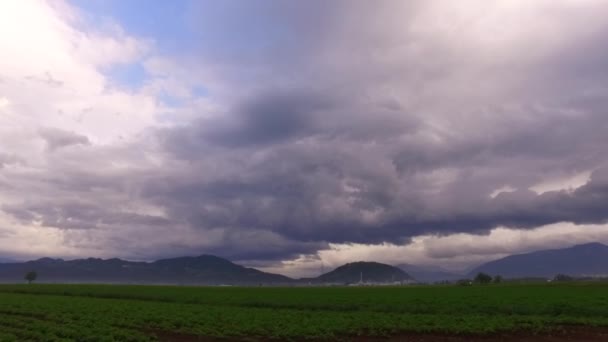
[
  {"xmin": 25, "ymin": 72, "xmax": 63, "ymax": 88},
  {"xmin": 39, "ymin": 127, "xmax": 90, "ymax": 151},
  {"xmin": 0, "ymin": 153, "xmax": 20, "ymax": 169}
]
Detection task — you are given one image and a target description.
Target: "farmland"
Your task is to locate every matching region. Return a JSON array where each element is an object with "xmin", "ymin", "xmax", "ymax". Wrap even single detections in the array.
[{"xmin": 0, "ymin": 283, "xmax": 608, "ymax": 341}]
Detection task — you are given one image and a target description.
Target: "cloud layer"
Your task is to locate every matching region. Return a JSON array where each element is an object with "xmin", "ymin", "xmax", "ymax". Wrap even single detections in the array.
[{"xmin": 1, "ymin": 1, "xmax": 608, "ymax": 273}]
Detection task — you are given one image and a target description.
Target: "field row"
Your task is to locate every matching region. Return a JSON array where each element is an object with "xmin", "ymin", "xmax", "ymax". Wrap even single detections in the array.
[{"xmin": 1, "ymin": 283, "xmax": 608, "ymax": 316}]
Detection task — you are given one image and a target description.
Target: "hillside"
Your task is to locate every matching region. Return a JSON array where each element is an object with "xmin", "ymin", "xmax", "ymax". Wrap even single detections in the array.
[
  {"xmin": 468, "ymin": 243, "xmax": 608, "ymax": 278},
  {"xmin": 314, "ymin": 261, "xmax": 413, "ymax": 284},
  {"xmin": 396, "ymin": 263, "xmax": 460, "ymax": 282}
]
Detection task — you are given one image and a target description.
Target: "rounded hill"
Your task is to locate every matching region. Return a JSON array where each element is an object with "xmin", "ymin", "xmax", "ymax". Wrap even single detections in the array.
[{"xmin": 317, "ymin": 261, "xmax": 413, "ymax": 284}]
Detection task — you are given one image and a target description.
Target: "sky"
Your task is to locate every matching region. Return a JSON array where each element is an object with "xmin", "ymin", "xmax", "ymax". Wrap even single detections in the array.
[{"xmin": 1, "ymin": 0, "xmax": 608, "ymax": 277}]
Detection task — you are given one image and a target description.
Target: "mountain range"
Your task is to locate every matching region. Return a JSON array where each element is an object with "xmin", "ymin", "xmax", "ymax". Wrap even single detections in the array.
[
  {"xmin": 468, "ymin": 242, "xmax": 608, "ymax": 278},
  {"xmin": 1, "ymin": 242, "xmax": 607, "ymax": 284},
  {"xmin": 0, "ymin": 256, "xmax": 410, "ymax": 285},
  {"xmin": 0, "ymin": 255, "xmax": 291, "ymax": 285}
]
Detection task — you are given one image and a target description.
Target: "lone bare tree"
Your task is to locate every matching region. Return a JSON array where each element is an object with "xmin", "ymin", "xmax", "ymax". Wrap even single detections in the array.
[{"xmin": 24, "ymin": 271, "xmax": 37, "ymax": 284}]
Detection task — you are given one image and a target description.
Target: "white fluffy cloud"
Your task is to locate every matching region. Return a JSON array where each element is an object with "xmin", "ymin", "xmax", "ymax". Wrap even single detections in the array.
[{"xmin": 0, "ymin": 0, "xmax": 159, "ymax": 152}]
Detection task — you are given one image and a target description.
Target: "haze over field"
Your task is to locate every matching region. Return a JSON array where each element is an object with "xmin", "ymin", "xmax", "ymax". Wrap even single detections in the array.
[{"xmin": 1, "ymin": 0, "xmax": 608, "ymax": 278}]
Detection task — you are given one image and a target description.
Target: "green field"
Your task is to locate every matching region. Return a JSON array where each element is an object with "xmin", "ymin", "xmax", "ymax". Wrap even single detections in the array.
[{"xmin": 0, "ymin": 283, "xmax": 607, "ymax": 341}]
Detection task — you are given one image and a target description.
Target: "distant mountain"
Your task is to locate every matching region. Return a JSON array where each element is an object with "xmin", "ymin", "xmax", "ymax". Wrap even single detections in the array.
[
  {"xmin": 396, "ymin": 263, "xmax": 461, "ymax": 283},
  {"xmin": 312, "ymin": 261, "xmax": 413, "ymax": 284},
  {"xmin": 468, "ymin": 243, "xmax": 608, "ymax": 279},
  {"xmin": 0, "ymin": 255, "xmax": 292, "ymax": 285},
  {"xmin": 0, "ymin": 257, "xmax": 17, "ymax": 263},
  {"xmin": 151, "ymin": 255, "xmax": 291, "ymax": 284}
]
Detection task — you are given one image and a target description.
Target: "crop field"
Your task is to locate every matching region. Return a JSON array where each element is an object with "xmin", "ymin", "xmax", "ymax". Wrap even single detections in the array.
[{"xmin": 0, "ymin": 283, "xmax": 607, "ymax": 341}]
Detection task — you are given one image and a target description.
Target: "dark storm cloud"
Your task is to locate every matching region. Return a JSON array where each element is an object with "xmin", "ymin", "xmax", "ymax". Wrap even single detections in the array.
[
  {"xmin": 149, "ymin": 82, "xmax": 608, "ymax": 247},
  {"xmin": 162, "ymin": 88, "xmax": 419, "ymax": 157},
  {"xmin": 165, "ymin": 90, "xmax": 332, "ymax": 151},
  {"xmin": 150, "ymin": 116, "xmax": 608, "ymax": 244}
]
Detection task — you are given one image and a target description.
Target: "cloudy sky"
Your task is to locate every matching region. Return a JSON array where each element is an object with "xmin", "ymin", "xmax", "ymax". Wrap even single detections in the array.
[{"xmin": 1, "ymin": 0, "xmax": 608, "ymax": 277}]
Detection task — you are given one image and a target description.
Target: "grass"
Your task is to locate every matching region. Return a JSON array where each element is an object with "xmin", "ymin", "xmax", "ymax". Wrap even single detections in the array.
[{"xmin": 0, "ymin": 283, "xmax": 607, "ymax": 340}]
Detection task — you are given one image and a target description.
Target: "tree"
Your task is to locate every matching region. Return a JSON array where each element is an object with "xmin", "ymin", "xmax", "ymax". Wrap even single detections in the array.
[
  {"xmin": 474, "ymin": 272, "xmax": 492, "ymax": 284},
  {"xmin": 457, "ymin": 279, "xmax": 472, "ymax": 286},
  {"xmin": 24, "ymin": 271, "xmax": 37, "ymax": 284},
  {"xmin": 493, "ymin": 275, "xmax": 503, "ymax": 284},
  {"xmin": 553, "ymin": 274, "xmax": 573, "ymax": 282}
]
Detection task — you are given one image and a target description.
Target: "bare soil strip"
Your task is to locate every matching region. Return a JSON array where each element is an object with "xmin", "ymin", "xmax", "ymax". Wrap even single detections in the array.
[{"xmin": 151, "ymin": 326, "xmax": 608, "ymax": 342}]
